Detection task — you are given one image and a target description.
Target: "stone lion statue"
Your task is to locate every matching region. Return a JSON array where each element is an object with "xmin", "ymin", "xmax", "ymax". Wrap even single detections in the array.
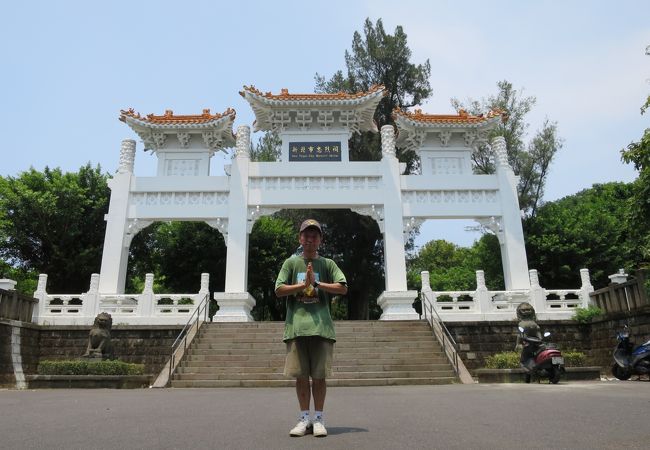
[
  {"xmin": 515, "ymin": 302, "xmax": 541, "ymax": 351},
  {"xmin": 82, "ymin": 312, "xmax": 115, "ymax": 360}
]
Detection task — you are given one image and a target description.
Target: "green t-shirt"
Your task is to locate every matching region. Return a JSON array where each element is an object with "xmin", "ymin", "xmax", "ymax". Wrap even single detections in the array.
[{"xmin": 275, "ymin": 255, "xmax": 347, "ymax": 342}]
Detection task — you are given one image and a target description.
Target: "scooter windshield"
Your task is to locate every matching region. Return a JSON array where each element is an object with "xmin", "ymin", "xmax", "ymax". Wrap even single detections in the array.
[{"xmin": 613, "ymin": 348, "xmax": 629, "ymax": 366}]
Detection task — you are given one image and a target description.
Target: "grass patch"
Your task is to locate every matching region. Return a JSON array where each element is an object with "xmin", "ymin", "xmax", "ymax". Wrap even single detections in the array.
[{"xmin": 38, "ymin": 360, "xmax": 145, "ymax": 376}]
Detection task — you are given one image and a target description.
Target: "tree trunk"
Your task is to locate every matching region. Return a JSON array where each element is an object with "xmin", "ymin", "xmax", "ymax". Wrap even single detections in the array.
[{"xmin": 347, "ymin": 286, "xmax": 369, "ymax": 320}]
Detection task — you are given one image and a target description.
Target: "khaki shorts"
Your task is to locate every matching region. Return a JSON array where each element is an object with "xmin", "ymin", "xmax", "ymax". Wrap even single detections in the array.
[{"xmin": 284, "ymin": 336, "xmax": 334, "ymax": 379}]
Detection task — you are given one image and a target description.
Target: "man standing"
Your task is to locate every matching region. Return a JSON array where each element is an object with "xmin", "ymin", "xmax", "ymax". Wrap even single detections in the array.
[{"xmin": 275, "ymin": 219, "xmax": 347, "ymax": 437}]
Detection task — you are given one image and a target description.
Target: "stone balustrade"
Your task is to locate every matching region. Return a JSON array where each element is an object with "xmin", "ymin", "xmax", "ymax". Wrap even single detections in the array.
[
  {"xmin": 0, "ymin": 287, "xmax": 39, "ymax": 322},
  {"xmin": 420, "ymin": 268, "xmax": 594, "ymax": 322},
  {"xmin": 32, "ymin": 273, "xmax": 210, "ymax": 326}
]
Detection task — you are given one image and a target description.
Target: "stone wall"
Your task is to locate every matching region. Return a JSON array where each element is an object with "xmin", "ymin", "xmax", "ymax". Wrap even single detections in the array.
[
  {"xmin": 446, "ymin": 307, "xmax": 650, "ymax": 374},
  {"xmin": 1, "ymin": 321, "xmax": 183, "ymax": 387},
  {"xmin": 38, "ymin": 326, "xmax": 183, "ymax": 374},
  {"xmin": 446, "ymin": 320, "xmax": 591, "ymax": 373},
  {"xmin": 588, "ymin": 305, "xmax": 650, "ymax": 370},
  {"xmin": 0, "ymin": 321, "xmax": 12, "ymax": 386},
  {"xmin": 0, "ymin": 320, "xmax": 40, "ymax": 387}
]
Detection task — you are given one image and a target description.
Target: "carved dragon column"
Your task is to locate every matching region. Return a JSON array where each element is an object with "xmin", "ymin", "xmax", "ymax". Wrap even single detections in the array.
[
  {"xmin": 492, "ymin": 136, "xmax": 530, "ymax": 290},
  {"xmin": 214, "ymin": 125, "xmax": 255, "ymax": 322},
  {"xmin": 377, "ymin": 125, "xmax": 419, "ymax": 320},
  {"xmin": 98, "ymin": 140, "xmax": 136, "ymax": 294}
]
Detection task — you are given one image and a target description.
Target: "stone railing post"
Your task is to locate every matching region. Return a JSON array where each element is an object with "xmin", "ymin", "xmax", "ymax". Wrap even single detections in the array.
[
  {"xmin": 421, "ymin": 271, "xmax": 432, "ymax": 292},
  {"xmin": 579, "ymin": 268, "xmax": 594, "ymax": 307},
  {"xmin": 195, "ymin": 273, "xmax": 210, "ymax": 312},
  {"xmin": 199, "ymin": 273, "xmax": 210, "ymax": 295},
  {"xmin": 420, "ymin": 271, "xmax": 432, "ymax": 311},
  {"xmin": 0, "ymin": 279, "xmax": 17, "ymax": 290},
  {"xmin": 138, "ymin": 273, "xmax": 156, "ymax": 318},
  {"xmin": 82, "ymin": 273, "xmax": 101, "ymax": 318},
  {"xmin": 475, "ymin": 270, "xmax": 491, "ymax": 313},
  {"xmin": 32, "ymin": 274, "xmax": 49, "ymax": 323},
  {"xmin": 528, "ymin": 269, "xmax": 547, "ymax": 312}
]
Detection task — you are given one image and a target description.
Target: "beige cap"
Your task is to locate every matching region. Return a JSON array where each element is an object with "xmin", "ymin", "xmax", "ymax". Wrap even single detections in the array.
[{"xmin": 299, "ymin": 219, "xmax": 322, "ymax": 234}]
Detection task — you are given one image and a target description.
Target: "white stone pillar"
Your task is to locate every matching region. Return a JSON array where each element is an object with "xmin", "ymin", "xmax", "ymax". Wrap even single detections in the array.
[
  {"xmin": 421, "ymin": 271, "xmax": 432, "ymax": 293},
  {"xmin": 32, "ymin": 274, "xmax": 48, "ymax": 323},
  {"xmin": 493, "ymin": 136, "xmax": 530, "ymax": 290},
  {"xmin": 579, "ymin": 268, "xmax": 594, "ymax": 307},
  {"xmin": 98, "ymin": 140, "xmax": 136, "ymax": 294},
  {"xmin": 82, "ymin": 273, "xmax": 101, "ymax": 318},
  {"xmin": 377, "ymin": 125, "xmax": 418, "ymax": 320},
  {"xmin": 214, "ymin": 126, "xmax": 255, "ymax": 322},
  {"xmin": 194, "ymin": 273, "xmax": 211, "ymax": 314},
  {"xmin": 608, "ymin": 269, "xmax": 628, "ymax": 284},
  {"xmin": 475, "ymin": 270, "xmax": 491, "ymax": 313},
  {"xmin": 137, "ymin": 273, "xmax": 156, "ymax": 318},
  {"xmin": 528, "ymin": 269, "xmax": 547, "ymax": 313},
  {"xmin": 0, "ymin": 279, "xmax": 17, "ymax": 290},
  {"xmin": 199, "ymin": 273, "xmax": 210, "ymax": 295}
]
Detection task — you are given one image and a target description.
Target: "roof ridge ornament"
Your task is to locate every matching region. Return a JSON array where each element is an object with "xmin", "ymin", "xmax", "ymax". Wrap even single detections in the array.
[
  {"xmin": 119, "ymin": 107, "xmax": 236, "ymax": 152},
  {"xmin": 393, "ymin": 107, "xmax": 503, "ymax": 123},
  {"xmin": 240, "ymin": 84, "xmax": 386, "ymax": 101},
  {"xmin": 120, "ymin": 107, "xmax": 236, "ymax": 124},
  {"xmin": 241, "ymin": 84, "xmax": 386, "ymax": 133}
]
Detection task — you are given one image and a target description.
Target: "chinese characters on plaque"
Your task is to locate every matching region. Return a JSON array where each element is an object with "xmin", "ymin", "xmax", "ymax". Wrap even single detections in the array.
[{"xmin": 289, "ymin": 142, "xmax": 342, "ymax": 161}]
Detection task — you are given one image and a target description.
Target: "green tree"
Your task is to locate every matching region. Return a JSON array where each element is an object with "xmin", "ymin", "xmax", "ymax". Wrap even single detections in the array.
[
  {"xmin": 315, "ymin": 17, "xmax": 432, "ymax": 172},
  {"xmin": 250, "ymin": 131, "xmax": 281, "ymax": 162},
  {"xmin": 408, "ymin": 236, "xmax": 504, "ymax": 292},
  {"xmin": 127, "ymin": 221, "xmax": 227, "ymax": 294},
  {"xmin": 0, "ymin": 164, "xmax": 109, "ymax": 294},
  {"xmin": 472, "ymin": 234, "xmax": 505, "ymax": 290},
  {"xmin": 621, "ymin": 94, "xmax": 650, "ymax": 262},
  {"xmin": 452, "ymin": 80, "xmax": 563, "ymax": 216},
  {"xmin": 248, "ymin": 216, "xmax": 296, "ymax": 321},
  {"xmin": 408, "ymin": 240, "xmax": 478, "ymax": 291},
  {"xmin": 524, "ymin": 182, "xmax": 637, "ymax": 288},
  {"xmin": 310, "ymin": 18, "xmax": 432, "ymax": 319}
]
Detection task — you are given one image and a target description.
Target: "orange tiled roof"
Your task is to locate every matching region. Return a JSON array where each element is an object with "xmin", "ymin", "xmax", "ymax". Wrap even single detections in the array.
[
  {"xmin": 240, "ymin": 84, "xmax": 386, "ymax": 101},
  {"xmin": 394, "ymin": 108, "xmax": 506, "ymax": 124},
  {"xmin": 120, "ymin": 108, "xmax": 236, "ymax": 124}
]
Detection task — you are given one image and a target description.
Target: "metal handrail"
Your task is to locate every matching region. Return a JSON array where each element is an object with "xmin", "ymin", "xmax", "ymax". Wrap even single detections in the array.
[
  {"xmin": 168, "ymin": 292, "xmax": 210, "ymax": 381},
  {"xmin": 421, "ymin": 290, "xmax": 460, "ymax": 376}
]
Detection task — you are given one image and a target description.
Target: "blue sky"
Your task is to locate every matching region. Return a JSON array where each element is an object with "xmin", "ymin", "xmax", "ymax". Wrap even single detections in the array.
[{"xmin": 1, "ymin": 0, "xmax": 649, "ymax": 247}]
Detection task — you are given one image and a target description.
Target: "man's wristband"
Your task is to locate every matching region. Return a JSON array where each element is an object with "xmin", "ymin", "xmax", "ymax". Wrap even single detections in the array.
[{"xmin": 313, "ymin": 280, "xmax": 320, "ymax": 288}]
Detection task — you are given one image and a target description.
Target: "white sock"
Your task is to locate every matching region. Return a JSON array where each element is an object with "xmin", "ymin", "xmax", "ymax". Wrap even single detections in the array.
[
  {"xmin": 314, "ymin": 411, "xmax": 323, "ymax": 420},
  {"xmin": 300, "ymin": 410, "xmax": 310, "ymax": 420}
]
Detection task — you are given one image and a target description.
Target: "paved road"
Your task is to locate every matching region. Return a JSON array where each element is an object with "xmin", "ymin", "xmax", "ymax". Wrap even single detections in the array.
[{"xmin": 1, "ymin": 381, "xmax": 649, "ymax": 449}]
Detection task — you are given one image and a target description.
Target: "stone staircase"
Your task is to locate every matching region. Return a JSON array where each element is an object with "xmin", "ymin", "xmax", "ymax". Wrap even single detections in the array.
[{"xmin": 171, "ymin": 320, "xmax": 457, "ymax": 387}]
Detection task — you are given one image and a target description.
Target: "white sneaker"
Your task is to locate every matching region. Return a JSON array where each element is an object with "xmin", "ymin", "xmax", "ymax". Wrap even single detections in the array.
[
  {"xmin": 312, "ymin": 417, "xmax": 327, "ymax": 437},
  {"xmin": 289, "ymin": 417, "xmax": 312, "ymax": 437}
]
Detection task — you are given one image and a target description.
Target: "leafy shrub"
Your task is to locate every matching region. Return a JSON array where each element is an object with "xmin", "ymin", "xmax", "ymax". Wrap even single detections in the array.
[
  {"xmin": 484, "ymin": 351, "xmax": 520, "ymax": 369},
  {"xmin": 572, "ymin": 306, "xmax": 603, "ymax": 323},
  {"xmin": 563, "ymin": 350, "xmax": 587, "ymax": 367},
  {"xmin": 38, "ymin": 360, "xmax": 145, "ymax": 375},
  {"xmin": 484, "ymin": 350, "xmax": 587, "ymax": 368}
]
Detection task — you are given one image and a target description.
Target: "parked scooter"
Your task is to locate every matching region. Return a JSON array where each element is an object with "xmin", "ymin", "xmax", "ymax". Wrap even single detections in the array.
[
  {"xmin": 517, "ymin": 326, "xmax": 565, "ymax": 384},
  {"xmin": 611, "ymin": 326, "xmax": 650, "ymax": 380}
]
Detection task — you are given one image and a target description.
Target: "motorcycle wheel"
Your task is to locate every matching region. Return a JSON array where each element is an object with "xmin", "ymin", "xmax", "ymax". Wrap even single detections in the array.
[
  {"xmin": 611, "ymin": 364, "xmax": 632, "ymax": 381},
  {"xmin": 549, "ymin": 366, "xmax": 561, "ymax": 384}
]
